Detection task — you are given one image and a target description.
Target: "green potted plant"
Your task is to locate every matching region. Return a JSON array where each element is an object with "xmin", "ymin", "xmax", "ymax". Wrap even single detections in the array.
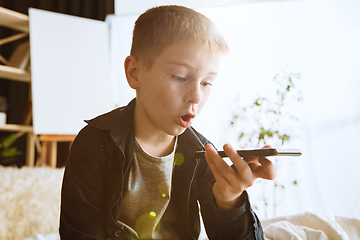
[
  {"xmin": 0, "ymin": 95, "xmax": 7, "ymax": 125},
  {"xmin": 0, "ymin": 95, "xmax": 23, "ymax": 165},
  {"xmin": 0, "ymin": 133, "xmax": 23, "ymax": 165},
  {"xmin": 229, "ymin": 68, "xmax": 303, "ymax": 218}
]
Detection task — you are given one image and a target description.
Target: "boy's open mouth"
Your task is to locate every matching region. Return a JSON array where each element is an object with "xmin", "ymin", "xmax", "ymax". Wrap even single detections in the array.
[
  {"xmin": 181, "ymin": 115, "xmax": 192, "ymax": 122},
  {"xmin": 179, "ymin": 114, "xmax": 195, "ymax": 128}
]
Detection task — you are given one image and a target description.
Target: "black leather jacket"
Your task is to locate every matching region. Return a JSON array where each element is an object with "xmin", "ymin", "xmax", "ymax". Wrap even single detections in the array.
[{"xmin": 59, "ymin": 99, "xmax": 264, "ymax": 240}]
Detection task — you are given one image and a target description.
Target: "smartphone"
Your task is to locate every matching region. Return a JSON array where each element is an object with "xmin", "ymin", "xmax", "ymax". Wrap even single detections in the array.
[{"xmin": 194, "ymin": 148, "xmax": 302, "ymax": 159}]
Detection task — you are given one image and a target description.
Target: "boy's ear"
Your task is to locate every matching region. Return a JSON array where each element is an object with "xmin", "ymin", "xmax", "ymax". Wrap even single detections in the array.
[{"xmin": 124, "ymin": 55, "xmax": 140, "ymax": 89}]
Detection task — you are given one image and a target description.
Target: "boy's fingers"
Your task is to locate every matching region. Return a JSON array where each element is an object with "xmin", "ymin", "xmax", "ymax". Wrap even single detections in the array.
[
  {"xmin": 223, "ymin": 144, "xmax": 256, "ymax": 186},
  {"xmin": 249, "ymin": 157, "xmax": 276, "ymax": 180},
  {"xmin": 204, "ymin": 144, "xmax": 231, "ymax": 184},
  {"xmin": 205, "ymin": 144, "xmax": 234, "ymax": 172},
  {"xmin": 206, "ymin": 144, "xmax": 251, "ymax": 188},
  {"xmin": 224, "ymin": 143, "xmax": 276, "ymax": 181},
  {"xmin": 223, "ymin": 144, "xmax": 251, "ymax": 174},
  {"xmin": 259, "ymin": 157, "xmax": 276, "ymax": 180},
  {"xmin": 243, "ymin": 156, "xmax": 259, "ymax": 164},
  {"xmin": 205, "ymin": 143, "xmax": 276, "ymax": 191}
]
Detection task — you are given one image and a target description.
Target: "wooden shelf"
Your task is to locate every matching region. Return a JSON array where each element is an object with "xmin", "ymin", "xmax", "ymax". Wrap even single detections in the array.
[
  {"xmin": 0, "ymin": 7, "xmax": 29, "ymax": 32},
  {"xmin": 0, "ymin": 124, "xmax": 35, "ymax": 167},
  {"xmin": 0, "ymin": 7, "xmax": 34, "ymax": 167},
  {"xmin": 0, "ymin": 124, "xmax": 33, "ymax": 132},
  {"xmin": 0, "ymin": 65, "xmax": 31, "ymax": 82}
]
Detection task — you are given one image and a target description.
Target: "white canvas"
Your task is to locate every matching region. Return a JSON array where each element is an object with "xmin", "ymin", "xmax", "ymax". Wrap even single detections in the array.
[{"xmin": 29, "ymin": 8, "xmax": 114, "ymax": 135}]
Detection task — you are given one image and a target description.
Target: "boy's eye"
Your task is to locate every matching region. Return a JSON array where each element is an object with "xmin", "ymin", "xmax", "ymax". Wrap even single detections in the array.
[
  {"xmin": 173, "ymin": 75, "xmax": 186, "ymax": 82},
  {"xmin": 201, "ymin": 81, "xmax": 213, "ymax": 87}
]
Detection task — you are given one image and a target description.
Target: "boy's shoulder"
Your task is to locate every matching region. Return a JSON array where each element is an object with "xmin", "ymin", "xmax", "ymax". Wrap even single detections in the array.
[
  {"xmin": 74, "ymin": 100, "xmax": 136, "ymax": 151},
  {"xmin": 85, "ymin": 99, "xmax": 136, "ymax": 131}
]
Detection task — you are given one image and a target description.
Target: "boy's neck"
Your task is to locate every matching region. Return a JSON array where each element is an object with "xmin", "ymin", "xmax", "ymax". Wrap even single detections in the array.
[
  {"xmin": 135, "ymin": 133, "xmax": 176, "ymax": 157},
  {"xmin": 133, "ymin": 106, "xmax": 177, "ymax": 157}
]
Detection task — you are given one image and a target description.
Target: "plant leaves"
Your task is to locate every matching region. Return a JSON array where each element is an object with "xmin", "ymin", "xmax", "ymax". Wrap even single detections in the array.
[
  {"xmin": 238, "ymin": 132, "xmax": 245, "ymax": 141},
  {"xmin": 0, "ymin": 134, "xmax": 19, "ymax": 149},
  {"xmin": 1, "ymin": 147, "xmax": 22, "ymax": 157}
]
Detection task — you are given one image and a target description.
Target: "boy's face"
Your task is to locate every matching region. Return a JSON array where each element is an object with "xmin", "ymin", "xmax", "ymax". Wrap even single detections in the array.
[{"xmin": 131, "ymin": 41, "xmax": 224, "ymax": 138}]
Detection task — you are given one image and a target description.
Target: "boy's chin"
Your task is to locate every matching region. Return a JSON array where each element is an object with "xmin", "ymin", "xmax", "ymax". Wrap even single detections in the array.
[{"xmin": 170, "ymin": 126, "xmax": 189, "ymax": 137}]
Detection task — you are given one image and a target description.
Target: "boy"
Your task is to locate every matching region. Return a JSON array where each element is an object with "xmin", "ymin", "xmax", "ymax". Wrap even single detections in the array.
[{"xmin": 60, "ymin": 5, "xmax": 275, "ymax": 240}]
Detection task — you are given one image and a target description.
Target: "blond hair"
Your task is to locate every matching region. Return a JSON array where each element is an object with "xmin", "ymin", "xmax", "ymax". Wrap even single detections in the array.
[{"xmin": 130, "ymin": 5, "xmax": 229, "ymax": 68}]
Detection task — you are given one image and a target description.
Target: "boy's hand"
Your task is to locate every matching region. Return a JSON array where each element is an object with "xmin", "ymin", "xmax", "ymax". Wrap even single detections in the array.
[{"xmin": 204, "ymin": 143, "xmax": 276, "ymax": 210}]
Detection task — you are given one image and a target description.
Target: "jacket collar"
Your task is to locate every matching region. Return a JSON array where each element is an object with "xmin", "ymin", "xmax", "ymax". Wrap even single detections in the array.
[
  {"xmin": 178, "ymin": 126, "xmax": 208, "ymax": 157},
  {"xmin": 85, "ymin": 98, "xmax": 136, "ymax": 154}
]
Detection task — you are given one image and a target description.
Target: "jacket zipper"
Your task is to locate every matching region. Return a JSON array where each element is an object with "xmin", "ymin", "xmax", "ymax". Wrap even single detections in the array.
[{"xmin": 187, "ymin": 158, "xmax": 200, "ymax": 240}]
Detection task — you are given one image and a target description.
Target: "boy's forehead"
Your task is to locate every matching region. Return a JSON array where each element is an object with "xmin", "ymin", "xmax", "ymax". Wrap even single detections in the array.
[
  {"xmin": 158, "ymin": 41, "xmax": 223, "ymax": 60},
  {"xmin": 150, "ymin": 41, "xmax": 223, "ymax": 72},
  {"xmin": 137, "ymin": 40, "xmax": 225, "ymax": 70}
]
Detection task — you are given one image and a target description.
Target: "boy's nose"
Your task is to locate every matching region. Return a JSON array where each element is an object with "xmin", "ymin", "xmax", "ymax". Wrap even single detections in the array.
[{"xmin": 186, "ymin": 85, "xmax": 202, "ymax": 104}]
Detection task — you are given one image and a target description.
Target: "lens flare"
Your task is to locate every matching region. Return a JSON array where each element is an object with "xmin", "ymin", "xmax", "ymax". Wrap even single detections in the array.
[
  {"xmin": 149, "ymin": 211, "xmax": 156, "ymax": 217},
  {"xmin": 174, "ymin": 153, "xmax": 184, "ymax": 165},
  {"xmin": 158, "ymin": 181, "xmax": 170, "ymax": 198}
]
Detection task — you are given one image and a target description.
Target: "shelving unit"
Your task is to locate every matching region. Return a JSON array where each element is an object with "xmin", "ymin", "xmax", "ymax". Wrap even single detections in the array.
[
  {"xmin": 0, "ymin": 124, "xmax": 33, "ymax": 132},
  {"xmin": 0, "ymin": 7, "xmax": 35, "ymax": 166},
  {"xmin": 0, "ymin": 7, "xmax": 29, "ymax": 32},
  {"xmin": 0, "ymin": 65, "xmax": 31, "ymax": 82}
]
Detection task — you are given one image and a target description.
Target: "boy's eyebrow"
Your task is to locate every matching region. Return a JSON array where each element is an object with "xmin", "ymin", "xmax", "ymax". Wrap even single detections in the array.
[{"xmin": 168, "ymin": 61, "xmax": 218, "ymax": 75}]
